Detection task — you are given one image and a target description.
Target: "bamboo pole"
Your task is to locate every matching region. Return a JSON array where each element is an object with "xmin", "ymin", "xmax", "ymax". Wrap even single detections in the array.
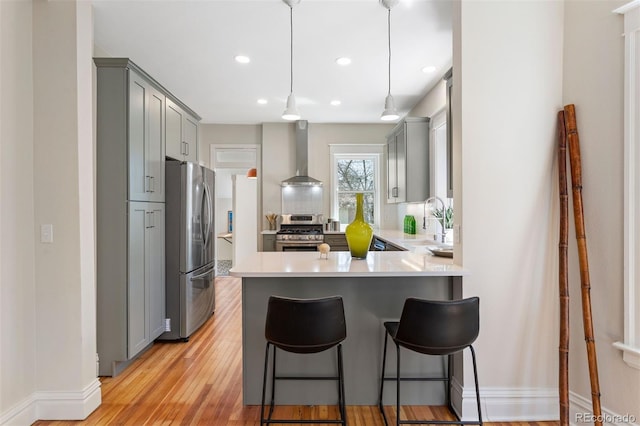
[
  {"xmin": 564, "ymin": 104, "xmax": 602, "ymax": 424},
  {"xmin": 557, "ymin": 110, "xmax": 570, "ymax": 426}
]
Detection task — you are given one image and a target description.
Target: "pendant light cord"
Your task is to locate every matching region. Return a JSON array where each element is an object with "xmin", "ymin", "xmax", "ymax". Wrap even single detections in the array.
[
  {"xmin": 289, "ymin": 5, "xmax": 294, "ymax": 95},
  {"xmin": 387, "ymin": 7, "xmax": 391, "ymax": 97}
]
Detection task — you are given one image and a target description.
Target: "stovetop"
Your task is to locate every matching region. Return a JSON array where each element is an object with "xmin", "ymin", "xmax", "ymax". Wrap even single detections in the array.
[{"xmin": 276, "ymin": 224, "xmax": 324, "ymax": 241}]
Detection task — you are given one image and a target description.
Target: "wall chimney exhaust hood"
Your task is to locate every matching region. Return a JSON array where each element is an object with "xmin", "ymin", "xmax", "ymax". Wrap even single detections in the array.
[{"xmin": 281, "ymin": 120, "xmax": 323, "ymax": 186}]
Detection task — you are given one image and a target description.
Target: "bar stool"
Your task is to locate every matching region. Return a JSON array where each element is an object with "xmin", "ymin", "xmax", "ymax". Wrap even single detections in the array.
[
  {"xmin": 378, "ymin": 297, "xmax": 482, "ymax": 426},
  {"xmin": 261, "ymin": 295, "xmax": 347, "ymax": 425}
]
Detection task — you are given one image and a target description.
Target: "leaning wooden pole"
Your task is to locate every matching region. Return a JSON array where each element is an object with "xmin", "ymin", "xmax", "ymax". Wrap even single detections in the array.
[
  {"xmin": 557, "ymin": 110, "xmax": 570, "ymax": 426},
  {"xmin": 564, "ymin": 104, "xmax": 602, "ymax": 424}
]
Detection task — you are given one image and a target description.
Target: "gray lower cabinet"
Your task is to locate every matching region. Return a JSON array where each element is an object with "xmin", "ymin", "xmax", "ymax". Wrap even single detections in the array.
[
  {"xmin": 127, "ymin": 202, "xmax": 166, "ymax": 358},
  {"xmin": 263, "ymin": 234, "xmax": 276, "ymax": 252},
  {"xmin": 97, "ymin": 200, "xmax": 165, "ymax": 376},
  {"xmin": 323, "ymin": 234, "xmax": 349, "ymax": 251},
  {"xmin": 166, "ymin": 98, "xmax": 199, "ymax": 162},
  {"xmin": 387, "ymin": 117, "xmax": 431, "ymax": 203}
]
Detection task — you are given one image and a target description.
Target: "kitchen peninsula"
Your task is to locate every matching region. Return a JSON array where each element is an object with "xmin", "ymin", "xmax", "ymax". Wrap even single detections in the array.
[{"xmin": 230, "ymin": 251, "xmax": 466, "ymax": 406}]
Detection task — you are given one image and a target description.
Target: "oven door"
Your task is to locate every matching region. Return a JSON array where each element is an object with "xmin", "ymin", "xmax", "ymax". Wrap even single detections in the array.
[{"xmin": 275, "ymin": 241, "xmax": 322, "ymax": 252}]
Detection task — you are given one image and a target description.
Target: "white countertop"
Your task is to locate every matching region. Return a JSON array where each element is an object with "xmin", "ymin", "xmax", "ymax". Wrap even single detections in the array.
[{"xmin": 229, "ymin": 251, "xmax": 464, "ymax": 278}]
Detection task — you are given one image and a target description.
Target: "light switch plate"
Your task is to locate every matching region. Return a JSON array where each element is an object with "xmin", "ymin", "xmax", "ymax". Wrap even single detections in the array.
[
  {"xmin": 454, "ymin": 224, "xmax": 461, "ymax": 244},
  {"xmin": 40, "ymin": 224, "xmax": 53, "ymax": 243}
]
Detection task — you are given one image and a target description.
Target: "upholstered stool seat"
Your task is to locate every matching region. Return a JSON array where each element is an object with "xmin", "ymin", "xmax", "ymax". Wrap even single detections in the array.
[
  {"xmin": 378, "ymin": 297, "xmax": 482, "ymax": 426},
  {"xmin": 261, "ymin": 295, "xmax": 347, "ymax": 425}
]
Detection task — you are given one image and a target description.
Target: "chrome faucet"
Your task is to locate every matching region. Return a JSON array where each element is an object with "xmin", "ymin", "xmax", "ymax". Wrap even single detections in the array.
[{"xmin": 423, "ymin": 196, "xmax": 447, "ymax": 243}]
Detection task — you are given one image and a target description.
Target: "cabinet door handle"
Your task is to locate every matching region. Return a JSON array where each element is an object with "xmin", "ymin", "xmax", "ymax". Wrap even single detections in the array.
[
  {"xmin": 150, "ymin": 176, "xmax": 155, "ymax": 193},
  {"xmin": 185, "ymin": 142, "xmax": 189, "ymax": 156},
  {"xmin": 392, "ymin": 187, "xmax": 398, "ymax": 198},
  {"xmin": 146, "ymin": 211, "xmax": 152, "ymax": 229},
  {"xmin": 145, "ymin": 175, "xmax": 152, "ymax": 193}
]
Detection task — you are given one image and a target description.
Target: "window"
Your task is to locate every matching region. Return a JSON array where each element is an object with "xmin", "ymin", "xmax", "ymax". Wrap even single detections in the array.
[{"xmin": 330, "ymin": 145, "xmax": 383, "ymax": 227}]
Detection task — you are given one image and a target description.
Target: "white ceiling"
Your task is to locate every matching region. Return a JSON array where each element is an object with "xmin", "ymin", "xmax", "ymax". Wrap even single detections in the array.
[{"xmin": 92, "ymin": 0, "xmax": 452, "ymax": 124}]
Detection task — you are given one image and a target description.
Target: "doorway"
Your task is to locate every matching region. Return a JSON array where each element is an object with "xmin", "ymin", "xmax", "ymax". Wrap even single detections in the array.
[{"xmin": 210, "ymin": 144, "xmax": 260, "ymax": 275}]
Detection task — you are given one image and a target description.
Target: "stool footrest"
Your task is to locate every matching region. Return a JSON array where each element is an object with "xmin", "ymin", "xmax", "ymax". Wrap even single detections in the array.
[
  {"xmin": 263, "ymin": 420, "xmax": 345, "ymax": 424},
  {"xmin": 382, "ymin": 376, "xmax": 448, "ymax": 382},
  {"xmin": 397, "ymin": 421, "xmax": 481, "ymax": 425},
  {"xmin": 274, "ymin": 375, "xmax": 340, "ymax": 381}
]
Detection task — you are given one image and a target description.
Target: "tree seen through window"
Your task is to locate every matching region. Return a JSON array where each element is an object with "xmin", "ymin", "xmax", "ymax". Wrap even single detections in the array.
[{"xmin": 336, "ymin": 158, "xmax": 375, "ymax": 224}]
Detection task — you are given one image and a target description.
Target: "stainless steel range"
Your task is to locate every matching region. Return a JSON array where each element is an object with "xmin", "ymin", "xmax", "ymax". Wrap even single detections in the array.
[{"xmin": 276, "ymin": 214, "xmax": 324, "ymax": 251}]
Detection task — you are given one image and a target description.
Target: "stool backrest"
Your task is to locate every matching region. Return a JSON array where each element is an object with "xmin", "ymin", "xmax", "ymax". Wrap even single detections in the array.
[
  {"xmin": 265, "ymin": 295, "xmax": 346, "ymax": 354},
  {"xmin": 395, "ymin": 297, "xmax": 479, "ymax": 355}
]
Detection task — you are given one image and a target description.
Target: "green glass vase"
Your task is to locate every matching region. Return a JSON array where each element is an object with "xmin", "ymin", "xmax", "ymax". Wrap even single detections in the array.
[{"xmin": 345, "ymin": 193, "xmax": 373, "ymax": 259}]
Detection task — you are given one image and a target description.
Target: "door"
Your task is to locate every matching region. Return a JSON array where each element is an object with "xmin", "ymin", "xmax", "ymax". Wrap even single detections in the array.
[
  {"xmin": 180, "ymin": 263, "xmax": 215, "ymax": 338},
  {"xmin": 129, "ymin": 71, "xmax": 165, "ymax": 202},
  {"xmin": 147, "ymin": 87, "xmax": 165, "ymax": 202},
  {"xmin": 181, "ymin": 163, "xmax": 214, "ymax": 273},
  {"xmin": 166, "ymin": 98, "xmax": 184, "ymax": 160},
  {"xmin": 184, "ymin": 114, "xmax": 199, "ymax": 162},
  {"xmin": 395, "ymin": 126, "xmax": 407, "ymax": 203},
  {"xmin": 128, "ymin": 74, "xmax": 147, "ymax": 202},
  {"xmin": 128, "ymin": 202, "xmax": 149, "ymax": 358},
  {"xmin": 148, "ymin": 204, "xmax": 166, "ymax": 340}
]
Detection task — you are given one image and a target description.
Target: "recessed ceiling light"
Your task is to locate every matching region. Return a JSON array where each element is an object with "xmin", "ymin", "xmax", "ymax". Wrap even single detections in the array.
[
  {"xmin": 235, "ymin": 55, "xmax": 251, "ymax": 64},
  {"xmin": 335, "ymin": 57, "xmax": 352, "ymax": 66},
  {"xmin": 330, "ymin": 100, "xmax": 341, "ymax": 106},
  {"xmin": 257, "ymin": 99, "xmax": 268, "ymax": 105},
  {"xmin": 422, "ymin": 65, "xmax": 436, "ymax": 73}
]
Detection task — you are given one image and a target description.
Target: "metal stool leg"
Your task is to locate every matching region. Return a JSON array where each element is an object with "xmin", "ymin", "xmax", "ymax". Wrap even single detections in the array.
[
  {"xmin": 395, "ymin": 344, "xmax": 401, "ymax": 426},
  {"xmin": 260, "ymin": 343, "xmax": 270, "ymax": 426},
  {"xmin": 337, "ymin": 344, "xmax": 346, "ymax": 425},
  {"xmin": 378, "ymin": 331, "xmax": 389, "ymax": 426},
  {"xmin": 470, "ymin": 345, "xmax": 483, "ymax": 426}
]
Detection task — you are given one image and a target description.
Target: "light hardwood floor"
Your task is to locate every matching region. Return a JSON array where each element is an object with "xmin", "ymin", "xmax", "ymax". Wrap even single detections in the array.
[{"xmin": 35, "ymin": 277, "xmax": 558, "ymax": 425}]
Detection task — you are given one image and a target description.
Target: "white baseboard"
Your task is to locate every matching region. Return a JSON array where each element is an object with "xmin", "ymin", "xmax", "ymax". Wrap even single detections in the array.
[
  {"xmin": 569, "ymin": 391, "xmax": 638, "ymax": 426},
  {"xmin": 0, "ymin": 379, "xmax": 101, "ymax": 425},
  {"xmin": 451, "ymin": 378, "xmax": 559, "ymax": 422}
]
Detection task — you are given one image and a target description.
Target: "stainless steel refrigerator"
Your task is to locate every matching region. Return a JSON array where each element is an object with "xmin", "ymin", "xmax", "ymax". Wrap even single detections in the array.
[{"xmin": 159, "ymin": 160, "xmax": 215, "ymax": 341}]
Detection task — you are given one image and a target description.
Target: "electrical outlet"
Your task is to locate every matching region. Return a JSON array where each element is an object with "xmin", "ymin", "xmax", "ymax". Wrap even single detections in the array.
[{"xmin": 40, "ymin": 224, "xmax": 53, "ymax": 243}]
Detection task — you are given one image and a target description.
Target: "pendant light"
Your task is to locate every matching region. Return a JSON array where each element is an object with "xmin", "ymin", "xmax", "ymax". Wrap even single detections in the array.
[
  {"xmin": 282, "ymin": 0, "xmax": 301, "ymax": 121},
  {"xmin": 380, "ymin": 0, "xmax": 400, "ymax": 121}
]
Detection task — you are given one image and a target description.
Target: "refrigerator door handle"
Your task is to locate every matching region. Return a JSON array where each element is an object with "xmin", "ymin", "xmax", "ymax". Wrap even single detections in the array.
[
  {"xmin": 204, "ymin": 182, "xmax": 213, "ymax": 246},
  {"xmin": 191, "ymin": 268, "xmax": 214, "ymax": 281},
  {"xmin": 200, "ymin": 183, "xmax": 209, "ymax": 248}
]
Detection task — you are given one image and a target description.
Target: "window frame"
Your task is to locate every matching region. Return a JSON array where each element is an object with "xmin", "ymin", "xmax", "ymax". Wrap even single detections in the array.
[
  {"xmin": 614, "ymin": 0, "xmax": 640, "ymax": 370},
  {"xmin": 329, "ymin": 144, "xmax": 384, "ymax": 228}
]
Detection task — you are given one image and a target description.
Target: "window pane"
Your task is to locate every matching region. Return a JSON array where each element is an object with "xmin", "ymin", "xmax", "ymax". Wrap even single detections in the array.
[
  {"xmin": 338, "ymin": 192, "xmax": 374, "ymax": 224},
  {"xmin": 337, "ymin": 159, "xmax": 375, "ymax": 191}
]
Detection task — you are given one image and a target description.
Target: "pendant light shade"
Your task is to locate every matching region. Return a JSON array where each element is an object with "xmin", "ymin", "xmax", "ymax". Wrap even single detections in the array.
[
  {"xmin": 282, "ymin": 93, "xmax": 300, "ymax": 121},
  {"xmin": 282, "ymin": 0, "xmax": 301, "ymax": 120},
  {"xmin": 380, "ymin": 0, "xmax": 399, "ymax": 122},
  {"xmin": 381, "ymin": 94, "xmax": 399, "ymax": 121}
]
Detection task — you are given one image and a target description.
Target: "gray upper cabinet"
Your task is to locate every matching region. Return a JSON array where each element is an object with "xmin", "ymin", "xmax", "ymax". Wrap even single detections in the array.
[
  {"xmin": 166, "ymin": 98, "xmax": 199, "ymax": 162},
  {"xmin": 387, "ymin": 117, "xmax": 430, "ymax": 204},
  {"xmin": 128, "ymin": 74, "xmax": 165, "ymax": 202}
]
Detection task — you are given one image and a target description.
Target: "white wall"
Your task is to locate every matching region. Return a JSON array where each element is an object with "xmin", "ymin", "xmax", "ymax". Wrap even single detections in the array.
[
  {"xmin": 409, "ymin": 78, "xmax": 447, "ymax": 119},
  {"xmin": 0, "ymin": 0, "xmax": 37, "ymax": 420},
  {"xmin": 563, "ymin": 0, "xmax": 640, "ymax": 420},
  {"xmin": 456, "ymin": 0, "xmax": 564, "ymax": 420},
  {"xmin": 1, "ymin": 1, "xmax": 100, "ymax": 424}
]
